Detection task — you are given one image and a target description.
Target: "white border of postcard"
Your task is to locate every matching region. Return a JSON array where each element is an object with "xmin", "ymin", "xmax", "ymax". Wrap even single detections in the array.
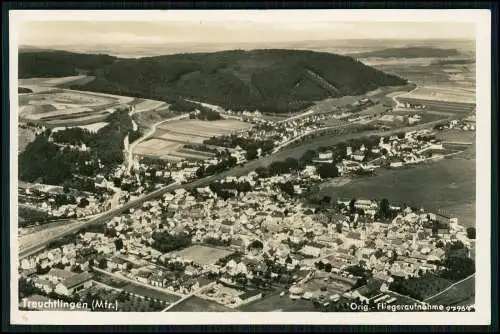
[{"xmin": 9, "ymin": 9, "xmax": 491, "ymax": 325}]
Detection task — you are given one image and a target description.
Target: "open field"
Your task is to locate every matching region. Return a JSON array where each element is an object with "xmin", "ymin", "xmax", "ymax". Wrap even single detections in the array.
[
  {"xmin": 42, "ymin": 113, "xmax": 111, "ymax": 128},
  {"xmin": 317, "ymin": 144, "xmax": 475, "ymax": 226},
  {"xmin": 23, "ymin": 107, "xmax": 95, "ymax": 121},
  {"xmin": 312, "ymin": 85, "xmax": 414, "ymax": 114},
  {"xmin": 367, "ymin": 58, "xmax": 475, "ymax": 91},
  {"xmin": 402, "ymin": 86, "xmax": 475, "ymax": 104},
  {"xmin": 19, "ymin": 75, "xmax": 93, "ymax": 87},
  {"xmin": 18, "ymin": 89, "xmax": 125, "ymax": 126},
  {"xmin": 392, "ymin": 276, "xmax": 454, "ymax": 301},
  {"xmin": 169, "ymin": 245, "xmax": 234, "ymax": 266},
  {"xmin": 18, "ymin": 205, "xmax": 50, "ymax": 225},
  {"xmin": 168, "ymin": 296, "xmax": 236, "ymax": 312},
  {"xmin": 52, "ymin": 121, "xmax": 110, "ymax": 134},
  {"xmin": 132, "ymin": 108, "xmax": 180, "ymax": 128},
  {"xmin": 134, "ymin": 139, "xmax": 184, "ymax": 158},
  {"xmin": 425, "ymin": 275, "xmax": 475, "ymax": 306},
  {"xmin": 157, "ymin": 119, "xmax": 252, "ymax": 138},
  {"xmin": 133, "ymin": 99, "xmax": 166, "ymax": 112},
  {"xmin": 135, "ymin": 119, "xmax": 251, "ymax": 161},
  {"xmin": 436, "ymin": 129, "xmax": 476, "ymax": 144},
  {"xmin": 238, "ymin": 291, "xmax": 317, "ymax": 312},
  {"xmin": 303, "ymin": 277, "xmax": 351, "ymax": 295},
  {"xmin": 121, "ymin": 283, "xmax": 181, "ymax": 303},
  {"xmin": 380, "ymin": 291, "xmax": 424, "ymax": 307},
  {"xmin": 397, "ymin": 98, "xmax": 475, "ymax": 116},
  {"xmin": 19, "ymin": 90, "xmax": 117, "ymax": 108},
  {"xmin": 155, "ymin": 131, "xmax": 207, "ymax": 144}
]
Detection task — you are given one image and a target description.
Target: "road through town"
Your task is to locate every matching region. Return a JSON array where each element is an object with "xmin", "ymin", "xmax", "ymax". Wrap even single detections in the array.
[{"xmin": 18, "ymin": 110, "xmax": 452, "ymax": 260}]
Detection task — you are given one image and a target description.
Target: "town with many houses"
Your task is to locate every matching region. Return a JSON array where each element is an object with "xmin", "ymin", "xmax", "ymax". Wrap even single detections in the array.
[{"xmin": 18, "ymin": 97, "xmax": 476, "ymax": 313}]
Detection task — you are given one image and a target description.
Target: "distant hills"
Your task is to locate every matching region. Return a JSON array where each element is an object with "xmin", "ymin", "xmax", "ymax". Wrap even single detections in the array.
[
  {"xmin": 18, "ymin": 49, "xmax": 406, "ymax": 113},
  {"xmin": 350, "ymin": 47, "xmax": 461, "ymax": 59}
]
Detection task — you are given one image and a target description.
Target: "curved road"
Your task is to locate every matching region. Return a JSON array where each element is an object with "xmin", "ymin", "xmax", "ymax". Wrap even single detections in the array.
[
  {"xmin": 126, "ymin": 113, "xmax": 189, "ymax": 173},
  {"xmin": 392, "ymin": 86, "xmax": 419, "ymax": 110}
]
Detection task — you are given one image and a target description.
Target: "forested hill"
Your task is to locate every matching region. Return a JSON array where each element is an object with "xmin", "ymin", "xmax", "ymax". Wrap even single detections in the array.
[
  {"xmin": 19, "ymin": 50, "xmax": 117, "ymax": 78},
  {"xmin": 350, "ymin": 47, "xmax": 461, "ymax": 59},
  {"xmin": 19, "ymin": 49, "xmax": 406, "ymax": 113}
]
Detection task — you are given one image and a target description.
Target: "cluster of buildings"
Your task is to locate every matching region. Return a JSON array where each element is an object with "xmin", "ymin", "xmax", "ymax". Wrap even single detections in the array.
[
  {"xmin": 19, "ymin": 157, "xmax": 474, "ymax": 309},
  {"xmin": 436, "ymin": 115, "xmax": 476, "ymax": 132},
  {"xmin": 18, "ymin": 182, "xmax": 108, "ymax": 228}
]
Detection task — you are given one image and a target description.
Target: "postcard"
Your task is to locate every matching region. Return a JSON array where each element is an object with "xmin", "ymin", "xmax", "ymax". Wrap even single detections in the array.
[{"xmin": 8, "ymin": 8, "xmax": 491, "ymax": 325}]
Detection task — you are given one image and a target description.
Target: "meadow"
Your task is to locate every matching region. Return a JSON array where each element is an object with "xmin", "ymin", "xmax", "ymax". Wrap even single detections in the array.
[
  {"xmin": 425, "ymin": 274, "xmax": 475, "ymax": 306},
  {"xmin": 317, "ymin": 153, "xmax": 475, "ymax": 226},
  {"xmin": 169, "ymin": 245, "xmax": 234, "ymax": 266}
]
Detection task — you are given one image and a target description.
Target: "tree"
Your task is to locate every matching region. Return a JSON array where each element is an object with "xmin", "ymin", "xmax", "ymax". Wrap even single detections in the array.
[
  {"xmin": 245, "ymin": 147, "xmax": 258, "ymax": 161},
  {"xmin": 278, "ymin": 182, "xmax": 295, "ymax": 196},
  {"xmin": 378, "ymin": 198, "xmax": 391, "ymax": 219},
  {"xmin": 304, "ymin": 231, "xmax": 314, "ymax": 239},
  {"xmin": 335, "ymin": 223, "xmax": 342, "ymax": 234},
  {"xmin": 349, "ymin": 198, "xmax": 356, "ymax": 214},
  {"xmin": 98, "ymin": 258, "xmax": 108, "ymax": 269},
  {"xmin": 78, "ymin": 198, "xmax": 90, "ymax": 208},
  {"xmin": 285, "ymin": 255, "xmax": 293, "ymax": 264},
  {"xmin": 300, "ymin": 149, "xmax": 317, "ymax": 165},
  {"xmin": 317, "ymin": 164, "xmax": 339, "ymax": 179},
  {"xmin": 466, "ymin": 227, "xmax": 476, "ymax": 239},
  {"xmin": 324, "ymin": 263, "xmax": 332, "ymax": 272},
  {"xmin": 249, "ymin": 240, "xmax": 264, "ymax": 250},
  {"xmin": 114, "ymin": 238, "xmax": 124, "ymax": 251},
  {"xmin": 19, "ymin": 277, "xmax": 44, "ymax": 300},
  {"xmin": 317, "ymin": 261, "xmax": 325, "ymax": 270}
]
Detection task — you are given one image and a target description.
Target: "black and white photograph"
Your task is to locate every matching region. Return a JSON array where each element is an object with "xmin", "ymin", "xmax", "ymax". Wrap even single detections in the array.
[{"xmin": 8, "ymin": 9, "xmax": 492, "ymax": 326}]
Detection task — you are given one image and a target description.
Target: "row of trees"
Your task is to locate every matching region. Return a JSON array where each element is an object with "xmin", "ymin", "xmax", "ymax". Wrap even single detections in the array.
[
  {"xmin": 196, "ymin": 156, "xmax": 238, "ymax": 178},
  {"xmin": 209, "ymin": 181, "xmax": 253, "ymax": 195}
]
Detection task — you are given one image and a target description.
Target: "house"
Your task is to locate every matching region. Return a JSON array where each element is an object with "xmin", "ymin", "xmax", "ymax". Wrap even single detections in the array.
[
  {"xmin": 185, "ymin": 265, "xmax": 199, "ymax": 276},
  {"xmin": 390, "ymin": 161, "xmax": 404, "ymax": 168},
  {"xmin": 32, "ymin": 278, "xmax": 55, "ymax": 294},
  {"xmin": 354, "ymin": 200, "xmax": 377, "ymax": 211},
  {"xmin": 37, "ymin": 253, "xmax": 50, "ymax": 268},
  {"xmin": 20, "ymin": 258, "xmax": 36, "ymax": 270},
  {"xmin": 236, "ymin": 290, "xmax": 263, "ymax": 305},
  {"xmin": 107, "ymin": 256, "xmax": 128, "ymax": 271},
  {"xmin": 318, "ymin": 151, "xmax": 333, "ymax": 160},
  {"xmin": 351, "ymin": 150, "xmax": 365, "ymax": 162},
  {"xmin": 54, "ymin": 272, "xmax": 93, "ymax": 296},
  {"xmin": 427, "ymin": 248, "xmax": 446, "ymax": 262},
  {"xmin": 289, "ymin": 285, "xmax": 305, "ymax": 299},
  {"xmin": 47, "ymin": 268, "xmax": 76, "ymax": 283},
  {"xmin": 322, "ymin": 256, "xmax": 347, "ymax": 272},
  {"xmin": 21, "ymin": 268, "xmax": 37, "ymax": 278},
  {"xmin": 150, "ymin": 274, "xmax": 168, "ymax": 288},
  {"xmin": 345, "ymin": 232, "xmax": 364, "ymax": 248},
  {"xmin": 350, "ymin": 281, "xmax": 383, "ymax": 303}
]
